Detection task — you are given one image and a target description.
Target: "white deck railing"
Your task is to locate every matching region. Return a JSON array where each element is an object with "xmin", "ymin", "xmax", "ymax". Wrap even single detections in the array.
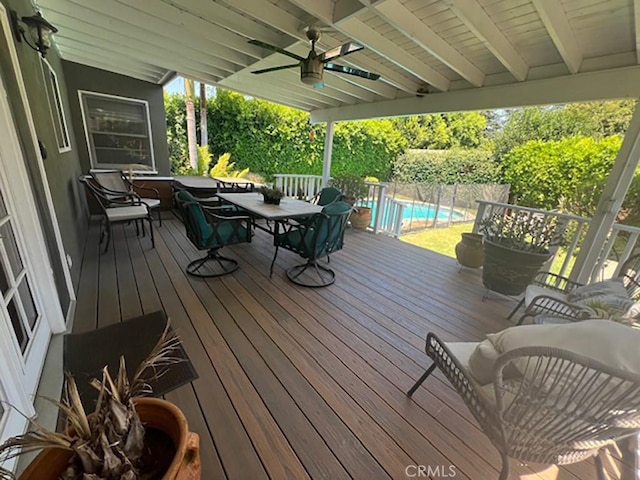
[
  {"xmin": 274, "ymin": 174, "xmax": 323, "ymax": 201},
  {"xmin": 473, "ymin": 200, "xmax": 640, "ymax": 281}
]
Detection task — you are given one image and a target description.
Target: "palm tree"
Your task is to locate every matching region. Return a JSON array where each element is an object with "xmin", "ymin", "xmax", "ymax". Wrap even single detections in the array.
[
  {"xmin": 184, "ymin": 78, "xmax": 197, "ymax": 170},
  {"xmin": 200, "ymin": 82, "xmax": 208, "ymax": 147}
]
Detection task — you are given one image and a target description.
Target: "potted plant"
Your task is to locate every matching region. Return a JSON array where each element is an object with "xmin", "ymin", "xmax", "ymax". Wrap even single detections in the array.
[
  {"xmin": 257, "ymin": 186, "xmax": 284, "ymax": 205},
  {"xmin": 0, "ymin": 330, "xmax": 201, "ymax": 480},
  {"xmin": 329, "ymin": 176, "xmax": 371, "ymax": 229},
  {"xmin": 479, "ymin": 211, "xmax": 565, "ymax": 295}
]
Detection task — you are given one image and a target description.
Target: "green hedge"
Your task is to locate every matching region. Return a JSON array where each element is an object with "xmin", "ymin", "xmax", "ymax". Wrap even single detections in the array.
[
  {"xmin": 164, "ymin": 90, "xmax": 405, "ymax": 180},
  {"xmin": 392, "ymin": 148, "xmax": 500, "ymax": 184},
  {"xmin": 501, "ymin": 136, "xmax": 631, "ymax": 216}
]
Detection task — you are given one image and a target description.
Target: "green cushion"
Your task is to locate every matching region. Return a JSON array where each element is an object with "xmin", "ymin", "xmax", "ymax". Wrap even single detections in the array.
[
  {"xmin": 177, "ymin": 191, "xmax": 212, "ymax": 241},
  {"xmin": 317, "ymin": 187, "xmax": 344, "ymax": 206},
  {"xmin": 204, "ymin": 222, "xmax": 248, "ymax": 248}
]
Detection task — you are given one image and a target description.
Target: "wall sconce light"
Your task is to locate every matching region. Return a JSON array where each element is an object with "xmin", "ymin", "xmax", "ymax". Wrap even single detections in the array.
[{"xmin": 10, "ymin": 10, "xmax": 58, "ymax": 58}]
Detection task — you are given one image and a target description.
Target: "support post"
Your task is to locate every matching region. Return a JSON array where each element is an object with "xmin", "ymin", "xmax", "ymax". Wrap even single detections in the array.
[
  {"xmin": 571, "ymin": 102, "xmax": 640, "ymax": 283},
  {"xmin": 374, "ymin": 183, "xmax": 388, "ymax": 234},
  {"xmin": 322, "ymin": 121, "xmax": 334, "ymax": 188}
]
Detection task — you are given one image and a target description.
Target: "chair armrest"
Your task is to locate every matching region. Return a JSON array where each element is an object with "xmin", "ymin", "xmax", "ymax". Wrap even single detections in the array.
[
  {"xmin": 201, "ymin": 206, "xmax": 252, "ymax": 223},
  {"xmin": 424, "ymin": 334, "xmax": 501, "ymax": 433},
  {"xmin": 531, "ymin": 271, "xmax": 583, "ymax": 293},
  {"xmin": 519, "ymin": 295, "xmax": 585, "ymax": 324},
  {"xmin": 132, "ymin": 184, "xmax": 160, "ymax": 199}
]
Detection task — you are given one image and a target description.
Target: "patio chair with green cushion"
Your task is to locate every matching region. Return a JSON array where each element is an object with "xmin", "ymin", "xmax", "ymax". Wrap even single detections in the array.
[
  {"xmin": 313, "ymin": 187, "xmax": 344, "ymax": 206},
  {"xmin": 270, "ymin": 201, "xmax": 352, "ymax": 287},
  {"xmin": 79, "ymin": 176, "xmax": 155, "ymax": 253},
  {"xmin": 407, "ymin": 320, "xmax": 640, "ymax": 480},
  {"xmin": 174, "ymin": 190, "xmax": 252, "ymax": 277},
  {"xmin": 511, "ymin": 253, "xmax": 640, "ymax": 325},
  {"xmin": 91, "ymin": 170, "xmax": 162, "ymax": 226}
]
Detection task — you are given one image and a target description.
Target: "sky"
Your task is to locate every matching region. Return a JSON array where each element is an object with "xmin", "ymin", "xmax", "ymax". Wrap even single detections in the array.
[{"xmin": 164, "ymin": 76, "xmax": 185, "ymax": 95}]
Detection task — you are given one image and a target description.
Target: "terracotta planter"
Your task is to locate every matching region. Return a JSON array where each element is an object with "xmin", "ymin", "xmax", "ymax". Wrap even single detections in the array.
[
  {"xmin": 455, "ymin": 233, "xmax": 484, "ymax": 268},
  {"xmin": 19, "ymin": 398, "xmax": 201, "ymax": 480},
  {"xmin": 351, "ymin": 206, "xmax": 372, "ymax": 229},
  {"xmin": 482, "ymin": 239, "xmax": 551, "ymax": 296}
]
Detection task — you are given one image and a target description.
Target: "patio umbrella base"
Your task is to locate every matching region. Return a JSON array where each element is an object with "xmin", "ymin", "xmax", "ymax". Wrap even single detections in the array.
[
  {"xmin": 187, "ymin": 250, "xmax": 238, "ymax": 277},
  {"xmin": 286, "ymin": 260, "xmax": 335, "ymax": 287}
]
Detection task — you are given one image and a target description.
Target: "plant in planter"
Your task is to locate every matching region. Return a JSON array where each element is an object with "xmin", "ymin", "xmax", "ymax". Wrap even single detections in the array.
[
  {"xmin": 478, "ymin": 211, "xmax": 565, "ymax": 295},
  {"xmin": 0, "ymin": 330, "xmax": 200, "ymax": 480},
  {"xmin": 329, "ymin": 176, "xmax": 371, "ymax": 229},
  {"xmin": 257, "ymin": 186, "xmax": 284, "ymax": 205}
]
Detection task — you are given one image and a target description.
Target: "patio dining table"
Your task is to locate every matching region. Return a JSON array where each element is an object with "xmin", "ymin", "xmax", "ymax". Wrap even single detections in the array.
[{"xmin": 216, "ymin": 192, "xmax": 322, "ymax": 233}]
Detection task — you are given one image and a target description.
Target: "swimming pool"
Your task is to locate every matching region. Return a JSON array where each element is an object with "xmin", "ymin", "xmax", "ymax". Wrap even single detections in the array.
[{"xmin": 366, "ymin": 200, "xmax": 465, "ymax": 222}]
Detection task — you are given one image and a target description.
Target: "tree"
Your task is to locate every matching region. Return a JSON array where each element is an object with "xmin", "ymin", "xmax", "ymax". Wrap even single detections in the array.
[
  {"xmin": 199, "ymin": 82, "xmax": 208, "ymax": 147},
  {"xmin": 391, "ymin": 112, "xmax": 487, "ymax": 149},
  {"xmin": 184, "ymin": 78, "xmax": 198, "ymax": 170}
]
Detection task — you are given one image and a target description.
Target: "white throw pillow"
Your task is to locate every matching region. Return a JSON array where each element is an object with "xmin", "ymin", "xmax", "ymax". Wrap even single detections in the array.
[
  {"xmin": 487, "ymin": 319, "xmax": 640, "ymax": 375},
  {"xmin": 567, "ymin": 278, "xmax": 628, "ymax": 302}
]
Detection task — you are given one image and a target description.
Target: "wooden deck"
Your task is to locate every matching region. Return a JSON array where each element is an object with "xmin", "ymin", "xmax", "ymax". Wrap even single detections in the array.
[{"xmin": 73, "ymin": 213, "xmax": 626, "ymax": 480}]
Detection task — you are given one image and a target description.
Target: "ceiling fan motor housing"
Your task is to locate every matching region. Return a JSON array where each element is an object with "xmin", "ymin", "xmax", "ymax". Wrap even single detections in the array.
[{"xmin": 301, "ymin": 57, "xmax": 323, "ymax": 85}]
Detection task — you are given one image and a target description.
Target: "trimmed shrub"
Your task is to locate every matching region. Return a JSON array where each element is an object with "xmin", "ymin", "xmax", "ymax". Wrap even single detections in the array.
[{"xmin": 392, "ymin": 149, "xmax": 500, "ymax": 184}]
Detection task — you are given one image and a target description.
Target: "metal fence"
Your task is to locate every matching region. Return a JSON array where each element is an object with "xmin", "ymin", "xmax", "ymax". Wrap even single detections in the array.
[{"xmin": 383, "ymin": 183, "xmax": 510, "ymax": 233}]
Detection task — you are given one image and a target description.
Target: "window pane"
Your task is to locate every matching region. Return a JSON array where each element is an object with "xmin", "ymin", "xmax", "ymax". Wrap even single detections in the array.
[
  {"xmin": 81, "ymin": 93, "xmax": 153, "ymax": 169},
  {"xmin": 8, "ymin": 297, "xmax": 27, "ymax": 353},
  {"xmin": 0, "ymin": 190, "xmax": 8, "ymax": 219},
  {"xmin": 0, "ymin": 222, "xmax": 23, "ymax": 279},
  {"xmin": 0, "ymin": 261, "xmax": 9, "ymax": 296},
  {"xmin": 18, "ymin": 277, "xmax": 37, "ymax": 330}
]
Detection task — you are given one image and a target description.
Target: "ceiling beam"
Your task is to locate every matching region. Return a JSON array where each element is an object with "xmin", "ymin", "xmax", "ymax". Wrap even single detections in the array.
[
  {"xmin": 337, "ymin": 17, "xmax": 450, "ymax": 91},
  {"xmin": 60, "ymin": 52, "xmax": 161, "ymax": 83},
  {"xmin": 46, "ymin": 10, "xmax": 239, "ymax": 77},
  {"xmin": 42, "ymin": 0, "xmax": 252, "ymax": 67},
  {"xmin": 54, "ymin": 33, "xmax": 223, "ymax": 83},
  {"xmin": 445, "ymin": 0, "xmax": 529, "ymax": 81},
  {"xmin": 230, "ymin": 0, "xmax": 412, "ymax": 96},
  {"xmin": 532, "ymin": 0, "xmax": 582, "ymax": 74},
  {"xmin": 311, "ymin": 65, "xmax": 640, "ymax": 122},
  {"xmin": 56, "ymin": 42, "xmax": 165, "ymax": 76},
  {"xmin": 163, "ymin": 0, "xmax": 287, "ymax": 47},
  {"xmin": 374, "ymin": 0, "xmax": 484, "ymax": 87}
]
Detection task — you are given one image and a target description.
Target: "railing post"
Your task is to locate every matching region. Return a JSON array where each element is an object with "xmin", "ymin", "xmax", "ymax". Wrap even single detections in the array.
[
  {"xmin": 274, "ymin": 175, "xmax": 282, "ymax": 190},
  {"xmin": 393, "ymin": 203, "xmax": 405, "ymax": 238},
  {"xmin": 473, "ymin": 201, "xmax": 488, "ymax": 233},
  {"xmin": 374, "ymin": 183, "xmax": 387, "ymax": 234}
]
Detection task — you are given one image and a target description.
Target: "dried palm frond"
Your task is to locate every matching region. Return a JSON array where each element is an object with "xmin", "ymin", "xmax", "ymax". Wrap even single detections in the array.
[{"xmin": 0, "ymin": 324, "xmax": 182, "ymax": 480}]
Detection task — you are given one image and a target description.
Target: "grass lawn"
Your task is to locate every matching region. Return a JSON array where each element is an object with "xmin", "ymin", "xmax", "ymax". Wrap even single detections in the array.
[
  {"xmin": 400, "ymin": 223, "xmax": 473, "ymax": 258},
  {"xmin": 401, "ymin": 222, "xmax": 577, "ymax": 276}
]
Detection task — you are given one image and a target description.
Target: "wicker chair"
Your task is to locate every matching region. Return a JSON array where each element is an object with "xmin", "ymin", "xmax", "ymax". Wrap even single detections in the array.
[
  {"xmin": 510, "ymin": 253, "xmax": 640, "ymax": 325},
  {"xmin": 407, "ymin": 333, "xmax": 640, "ymax": 480}
]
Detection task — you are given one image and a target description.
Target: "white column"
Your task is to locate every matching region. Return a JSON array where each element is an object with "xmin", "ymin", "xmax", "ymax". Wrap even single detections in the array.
[
  {"xmin": 322, "ymin": 121, "xmax": 334, "ymax": 187},
  {"xmin": 571, "ymin": 101, "xmax": 640, "ymax": 283}
]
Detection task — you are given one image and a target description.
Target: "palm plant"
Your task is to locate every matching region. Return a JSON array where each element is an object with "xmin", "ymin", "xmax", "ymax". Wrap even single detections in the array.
[{"xmin": 0, "ymin": 328, "xmax": 181, "ymax": 480}]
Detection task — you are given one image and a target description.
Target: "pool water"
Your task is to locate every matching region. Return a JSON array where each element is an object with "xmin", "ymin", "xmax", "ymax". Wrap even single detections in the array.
[{"xmin": 365, "ymin": 200, "xmax": 465, "ymax": 222}]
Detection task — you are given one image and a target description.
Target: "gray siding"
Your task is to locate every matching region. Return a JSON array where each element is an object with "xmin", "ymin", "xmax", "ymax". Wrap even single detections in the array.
[{"xmin": 63, "ymin": 61, "xmax": 170, "ymax": 175}]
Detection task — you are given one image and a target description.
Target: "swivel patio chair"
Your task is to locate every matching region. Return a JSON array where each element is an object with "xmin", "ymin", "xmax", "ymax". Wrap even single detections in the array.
[
  {"xmin": 313, "ymin": 187, "xmax": 344, "ymax": 206},
  {"xmin": 79, "ymin": 176, "xmax": 154, "ymax": 253},
  {"xmin": 270, "ymin": 201, "xmax": 352, "ymax": 287},
  {"xmin": 91, "ymin": 170, "xmax": 162, "ymax": 226},
  {"xmin": 407, "ymin": 332, "xmax": 640, "ymax": 480},
  {"xmin": 511, "ymin": 253, "xmax": 640, "ymax": 325},
  {"xmin": 174, "ymin": 190, "xmax": 252, "ymax": 277}
]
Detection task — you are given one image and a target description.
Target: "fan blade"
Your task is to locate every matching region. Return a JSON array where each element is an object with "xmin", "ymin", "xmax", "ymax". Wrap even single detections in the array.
[
  {"xmin": 319, "ymin": 42, "xmax": 364, "ymax": 62},
  {"xmin": 324, "ymin": 63, "xmax": 380, "ymax": 81},
  {"xmin": 251, "ymin": 64, "xmax": 299, "ymax": 75},
  {"xmin": 248, "ymin": 39, "xmax": 305, "ymax": 62}
]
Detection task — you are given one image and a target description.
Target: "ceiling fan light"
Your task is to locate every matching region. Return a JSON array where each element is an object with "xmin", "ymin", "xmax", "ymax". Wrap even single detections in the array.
[{"xmin": 301, "ymin": 72, "xmax": 323, "ymax": 85}]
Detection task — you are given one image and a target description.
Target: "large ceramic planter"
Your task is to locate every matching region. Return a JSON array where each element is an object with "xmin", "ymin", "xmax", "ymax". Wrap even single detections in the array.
[
  {"xmin": 455, "ymin": 233, "xmax": 484, "ymax": 268},
  {"xmin": 19, "ymin": 398, "xmax": 201, "ymax": 480},
  {"xmin": 482, "ymin": 239, "xmax": 551, "ymax": 295},
  {"xmin": 351, "ymin": 206, "xmax": 372, "ymax": 229}
]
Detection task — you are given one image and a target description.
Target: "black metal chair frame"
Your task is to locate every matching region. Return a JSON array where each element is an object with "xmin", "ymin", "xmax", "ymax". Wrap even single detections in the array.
[
  {"xmin": 91, "ymin": 170, "xmax": 162, "ymax": 226},
  {"xmin": 80, "ymin": 176, "xmax": 154, "ymax": 253},
  {"xmin": 175, "ymin": 193, "xmax": 252, "ymax": 277},
  {"xmin": 407, "ymin": 333, "xmax": 640, "ymax": 480},
  {"xmin": 270, "ymin": 207, "xmax": 351, "ymax": 287}
]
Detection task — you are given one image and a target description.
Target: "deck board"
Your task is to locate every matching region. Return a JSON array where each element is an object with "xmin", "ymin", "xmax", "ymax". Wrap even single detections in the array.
[{"xmin": 72, "ymin": 213, "xmax": 623, "ymax": 480}]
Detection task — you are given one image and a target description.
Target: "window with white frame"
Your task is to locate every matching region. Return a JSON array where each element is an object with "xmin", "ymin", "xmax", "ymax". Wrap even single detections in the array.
[
  {"xmin": 79, "ymin": 91, "xmax": 155, "ymax": 171},
  {"xmin": 41, "ymin": 60, "xmax": 70, "ymax": 153}
]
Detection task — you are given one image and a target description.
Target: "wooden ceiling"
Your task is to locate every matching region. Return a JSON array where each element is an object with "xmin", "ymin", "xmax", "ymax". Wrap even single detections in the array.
[{"xmin": 37, "ymin": 0, "xmax": 640, "ymax": 121}]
